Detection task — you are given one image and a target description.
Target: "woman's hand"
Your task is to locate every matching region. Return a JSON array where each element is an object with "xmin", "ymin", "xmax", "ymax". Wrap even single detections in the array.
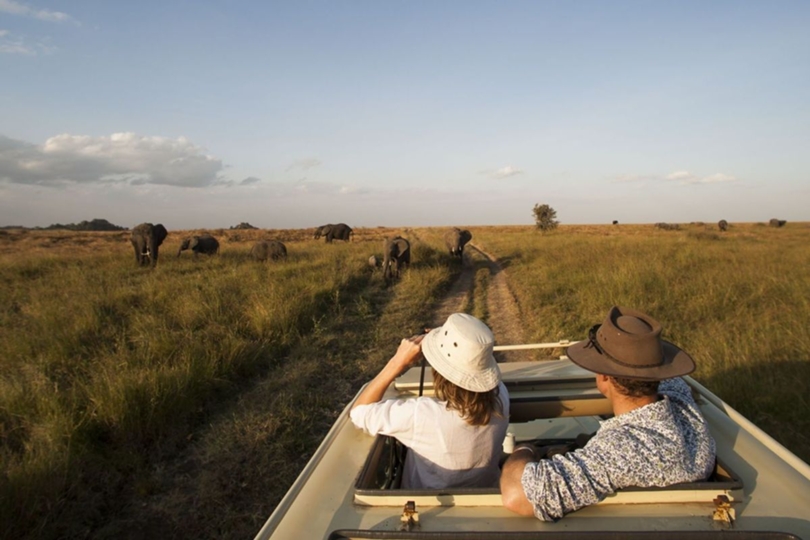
[
  {"xmin": 389, "ymin": 334, "xmax": 425, "ymax": 373},
  {"xmin": 352, "ymin": 332, "xmax": 427, "ymax": 409}
]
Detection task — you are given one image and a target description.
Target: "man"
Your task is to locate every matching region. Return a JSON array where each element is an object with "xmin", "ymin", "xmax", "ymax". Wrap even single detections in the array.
[{"xmin": 500, "ymin": 306, "xmax": 716, "ymax": 520}]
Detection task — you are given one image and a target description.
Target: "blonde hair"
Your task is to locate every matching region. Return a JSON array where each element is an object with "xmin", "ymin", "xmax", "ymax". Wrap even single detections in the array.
[{"xmin": 432, "ymin": 368, "xmax": 504, "ymax": 426}]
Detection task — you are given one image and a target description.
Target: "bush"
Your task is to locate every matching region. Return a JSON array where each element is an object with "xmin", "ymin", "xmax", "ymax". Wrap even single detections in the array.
[{"xmin": 532, "ymin": 204, "xmax": 559, "ymax": 232}]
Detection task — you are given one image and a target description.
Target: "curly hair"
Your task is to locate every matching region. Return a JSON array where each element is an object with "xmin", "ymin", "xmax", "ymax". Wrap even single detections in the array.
[
  {"xmin": 609, "ymin": 376, "xmax": 660, "ymax": 398},
  {"xmin": 432, "ymin": 368, "xmax": 504, "ymax": 426}
]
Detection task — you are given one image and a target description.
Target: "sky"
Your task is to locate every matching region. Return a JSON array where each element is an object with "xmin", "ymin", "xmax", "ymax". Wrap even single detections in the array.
[{"xmin": 1, "ymin": 1, "xmax": 808, "ymax": 230}]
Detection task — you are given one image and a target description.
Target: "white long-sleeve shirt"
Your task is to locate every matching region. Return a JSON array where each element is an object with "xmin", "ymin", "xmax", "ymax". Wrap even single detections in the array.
[{"xmin": 351, "ymin": 382, "xmax": 510, "ymax": 489}]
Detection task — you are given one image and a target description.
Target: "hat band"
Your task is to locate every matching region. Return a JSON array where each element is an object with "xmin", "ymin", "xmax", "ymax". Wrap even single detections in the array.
[{"xmin": 587, "ymin": 326, "xmax": 664, "ymax": 369}]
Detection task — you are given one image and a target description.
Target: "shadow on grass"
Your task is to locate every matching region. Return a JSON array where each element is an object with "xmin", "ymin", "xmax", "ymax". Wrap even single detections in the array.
[{"xmin": 700, "ymin": 359, "xmax": 810, "ymax": 464}]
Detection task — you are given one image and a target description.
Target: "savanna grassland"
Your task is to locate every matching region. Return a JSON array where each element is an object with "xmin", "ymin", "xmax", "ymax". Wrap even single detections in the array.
[
  {"xmin": 470, "ymin": 222, "xmax": 810, "ymax": 463},
  {"xmin": 1, "ymin": 222, "xmax": 809, "ymax": 540}
]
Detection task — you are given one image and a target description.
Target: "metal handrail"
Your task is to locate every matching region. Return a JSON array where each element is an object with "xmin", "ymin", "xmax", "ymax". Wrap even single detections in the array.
[{"xmin": 494, "ymin": 340, "xmax": 574, "ymax": 351}]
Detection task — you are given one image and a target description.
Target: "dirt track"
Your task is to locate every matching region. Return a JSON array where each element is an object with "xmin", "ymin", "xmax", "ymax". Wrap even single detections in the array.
[{"xmin": 430, "ymin": 243, "xmax": 526, "ymax": 363}]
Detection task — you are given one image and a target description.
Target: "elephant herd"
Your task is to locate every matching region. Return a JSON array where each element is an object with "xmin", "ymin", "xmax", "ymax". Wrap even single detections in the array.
[
  {"xmin": 129, "ymin": 222, "xmax": 287, "ymax": 267},
  {"xmin": 130, "ymin": 222, "xmax": 474, "ymax": 283},
  {"xmin": 371, "ymin": 227, "xmax": 473, "ymax": 283}
]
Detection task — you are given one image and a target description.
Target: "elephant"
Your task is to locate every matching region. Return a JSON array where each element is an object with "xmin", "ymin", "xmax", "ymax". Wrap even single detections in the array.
[
  {"xmin": 444, "ymin": 228, "xmax": 472, "ymax": 258},
  {"xmin": 383, "ymin": 236, "xmax": 410, "ymax": 281},
  {"xmin": 321, "ymin": 223, "xmax": 353, "ymax": 243},
  {"xmin": 612, "ymin": 220, "xmax": 619, "ymax": 225},
  {"xmin": 718, "ymin": 220, "xmax": 728, "ymax": 232},
  {"xmin": 769, "ymin": 218, "xmax": 787, "ymax": 228},
  {"xmin": 130, "ymin": 222, "xmax": 168, "ymax": 267},
  {"xmin": 313, "ymin": 224, "xmax": 331, "ymax": 240},
  {"xmin": 177, "ymin": 235, "xmax": 219, "ymax": 257},
  {"xmin": 251, "ymin": 240, "xmax": 287, "ymax": 261},
  {"xmin": 368, "ymin": 255, "xmax": 380, "ymax": 269}
]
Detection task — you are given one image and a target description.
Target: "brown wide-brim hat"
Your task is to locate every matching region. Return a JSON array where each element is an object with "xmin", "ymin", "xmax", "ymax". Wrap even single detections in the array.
[{"xmin": 566, "ymin": 306, "xmax": 695, "ymax": 381}]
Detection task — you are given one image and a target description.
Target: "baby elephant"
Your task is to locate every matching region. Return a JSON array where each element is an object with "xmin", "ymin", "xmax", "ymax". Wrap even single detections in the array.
[
  {"xmin": 251, "ymin": 240, "xmax": 287, "ymax": 261},
  {"xmin": 177, "ymin": 235, "xmax": 220, "ymax": 257}
]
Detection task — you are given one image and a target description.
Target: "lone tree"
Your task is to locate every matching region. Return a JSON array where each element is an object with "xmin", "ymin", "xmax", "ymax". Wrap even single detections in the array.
[{"xmin": 532, "ymin": 203, "xmax": 559, "ymax": 232}]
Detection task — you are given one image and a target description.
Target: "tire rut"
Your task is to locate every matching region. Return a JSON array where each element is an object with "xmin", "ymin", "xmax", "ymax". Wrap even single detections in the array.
[{"xmin": 430, "ymin": 243, "xmax": 529, "ymax": 363}]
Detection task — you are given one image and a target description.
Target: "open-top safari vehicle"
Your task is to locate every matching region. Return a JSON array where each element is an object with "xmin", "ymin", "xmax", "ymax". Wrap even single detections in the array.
[{"xmin": 254, "ymin": 341, "xmax": 810, "ymax": 540}]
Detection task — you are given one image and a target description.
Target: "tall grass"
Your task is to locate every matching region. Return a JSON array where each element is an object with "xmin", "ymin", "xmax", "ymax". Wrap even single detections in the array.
[
  {"xmin": 0, "ymin": 230, "xmax": 454, "ymax": 539},
  {"xmin": 471, "ymin": 223, "xmax": 810, "ymax": 461}
]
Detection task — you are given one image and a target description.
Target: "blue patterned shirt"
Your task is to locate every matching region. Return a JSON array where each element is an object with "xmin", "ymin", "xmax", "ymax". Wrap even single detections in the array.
[{"xmin": 520, "ymin": 378, "xmax": 716, "ymax": 521}]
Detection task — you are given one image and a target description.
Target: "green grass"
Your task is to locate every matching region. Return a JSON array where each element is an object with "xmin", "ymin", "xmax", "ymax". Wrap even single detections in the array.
[{"xmin": 471, "ymin": 223, "xmax": 810, "ymax": 462}]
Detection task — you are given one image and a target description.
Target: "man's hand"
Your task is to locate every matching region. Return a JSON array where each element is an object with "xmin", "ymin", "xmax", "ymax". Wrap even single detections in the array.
[{"xmin": 500, "ymin": 445, "xmax": 538, "ymax": 516}]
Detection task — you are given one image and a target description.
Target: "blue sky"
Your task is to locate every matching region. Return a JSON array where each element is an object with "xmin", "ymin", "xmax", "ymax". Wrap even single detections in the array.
[{"xmin": 1, "ymin": 1, "xmax": 808, "ymax": 229}]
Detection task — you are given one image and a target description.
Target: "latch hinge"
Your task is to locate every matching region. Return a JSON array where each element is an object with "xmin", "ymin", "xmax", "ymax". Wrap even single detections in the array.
[
  {"xmin": 712, "ymin": 494, "xmax": 735, "ymax": 528},
  {"xmin": 400, "ymin": 500, "xmax": 420, "ymax": 532}
]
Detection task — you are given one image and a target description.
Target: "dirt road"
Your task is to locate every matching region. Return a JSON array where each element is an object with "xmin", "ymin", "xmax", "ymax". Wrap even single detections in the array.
[{"xmin": 430, "ymin": 243, "xmax": 526, "ymax": 362}]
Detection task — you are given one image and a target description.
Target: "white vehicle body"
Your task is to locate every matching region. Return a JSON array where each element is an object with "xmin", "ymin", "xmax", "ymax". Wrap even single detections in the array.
[{"xmin": 256, "ymin": 343, "xmax": 810, "ymax": 540}]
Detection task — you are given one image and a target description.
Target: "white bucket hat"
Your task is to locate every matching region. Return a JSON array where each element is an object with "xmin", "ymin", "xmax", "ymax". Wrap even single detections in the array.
[{"xmin": 421, "ymin": 313, "xmax": 500, "ymax": 393}]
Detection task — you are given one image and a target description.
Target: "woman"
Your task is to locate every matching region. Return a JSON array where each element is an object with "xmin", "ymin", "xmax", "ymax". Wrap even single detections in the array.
[{"xmin": 350, "ymin": 313, "xmax": 510, "ymax": 489}]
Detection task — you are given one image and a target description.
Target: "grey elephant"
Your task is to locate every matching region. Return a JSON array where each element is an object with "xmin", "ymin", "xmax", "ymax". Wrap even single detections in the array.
[
  {"xmin": 718, "ymin": 220, "xmax": 728, "ymax": 232},
  {"xmin": 251, "ymin": 240, "xmax": 287, "ymax": 261},
  {"xmin": 383, "ymin": 236, "xmax": 410, "ymax": 281},
  {"xmin": 769, "ymin": 218, "xmax": 787, "ymax": 228},
  {"xmin": 444, "ymin": 228, "xmax": 472, "ymax": 258},
  {"xmin": 177, "ymin": 235, "xmax": 220, "ymax": 257},
  {"xmin": 321, "ymin": 223, "xmax": 353, "ymax": 243},
  {"xmin": 130, "ymin": 222, "xmax": 168, "ymax": 267},
  {"xmin": 313, "ymin": 224, "xmax": 331, "ymax": 240}
]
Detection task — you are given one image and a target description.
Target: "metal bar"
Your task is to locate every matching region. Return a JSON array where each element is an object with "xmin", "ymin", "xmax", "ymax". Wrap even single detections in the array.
[{"xmin": 494, "ymin": 340, "xmax": 574, "ymax": 351}]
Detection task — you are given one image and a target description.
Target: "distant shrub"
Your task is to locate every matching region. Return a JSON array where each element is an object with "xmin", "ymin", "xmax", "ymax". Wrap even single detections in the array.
[
  {"xmin": 655, "ymin": 222, "xmax": 681, "ymax": 231},
  {"xmin": 532, "ymin": 204, "xmax": 559, "ymax": 232},
  {"xmin": 43, "ymin": 218, "xmax": 125, "ymax": 231}
]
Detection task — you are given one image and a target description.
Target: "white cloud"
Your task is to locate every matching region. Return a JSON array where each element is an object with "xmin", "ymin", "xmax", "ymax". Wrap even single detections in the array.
[
  {"xmin": 613, "ymin": 174, "xmax": 657, "ymax": 183},
  {"xmin": 665, "ymin": 170, "xmax": 737, "ymax": 185},
  {"xmin": 0, "ymin": 30, "xmax": 57, "ymax": 55},
  {"xmin": 700, "ymin": 173, "xmax": 736, "ymax": 184},
  {"xmin": 666, "ymin": 170, "xmax": 694, "ymax": 181},
  {"xmin": 0, "ymin": 133, "xmax": 225, "ymax": 187},
  {"xmin": 0, "ymin": 39, "xmax": 34, "ymax": 54},
  {"xmin": 286, "ymin": 158, "xmax": 321, "ymax": 172},
  {"xmin": 485, "ymin": 165, "xmax": 523, "ymax": 179},
  {"xmin": 0, "ymin": 0, "xmax": 75, "ymax": 23}
]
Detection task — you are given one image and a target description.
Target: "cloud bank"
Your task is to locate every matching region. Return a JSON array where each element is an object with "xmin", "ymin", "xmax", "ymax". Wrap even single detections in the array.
[
  {"xmin": 0, "ymin": 29, "xmax": 57, "ymax": 55},
  {"xmin": 482, "ymin": 165, "xmax": 524, "ymax": 179},
  {"xmin": 0, "ymin": 133, "xmax": 225, "ymax": 187},
  {"xmin": 0, "ymin": 0, "xmax": 75, "ymax": 23},
  {"xmin": 665, "ymin": 171, "xmax": 737, "ymax": 184},
  {"xmin": 614, "ymin": 170, "xmax": 738, "ymax": 185}
]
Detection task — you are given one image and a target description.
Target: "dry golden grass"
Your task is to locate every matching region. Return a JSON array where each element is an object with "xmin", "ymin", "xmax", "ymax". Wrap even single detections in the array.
[
  {"xmin": 0, "ymin": 226, "xmax": 453, "ymax": 540},
  {"xmin": 471, "ymin": 221, "xmax": 810, "ymax": 463},
  {"xmin": 1, "ymin": 222, "xmax": 808, "ymax": 539}
]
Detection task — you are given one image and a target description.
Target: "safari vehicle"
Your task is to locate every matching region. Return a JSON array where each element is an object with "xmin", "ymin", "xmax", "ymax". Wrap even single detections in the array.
[{"xmin": 254, "ymin": 342, "xmax": 810, "ymax": 540}]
